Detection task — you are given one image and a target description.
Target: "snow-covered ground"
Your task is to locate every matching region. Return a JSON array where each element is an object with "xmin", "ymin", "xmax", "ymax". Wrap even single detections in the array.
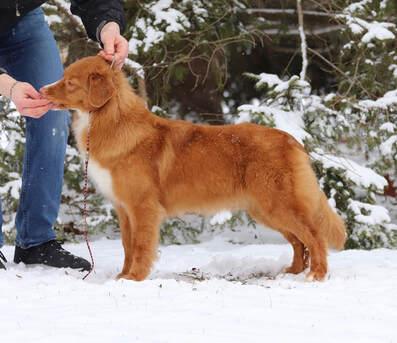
[{"xmin": 1, "ymin": 235, "xmax": 396, "ymax": 343}]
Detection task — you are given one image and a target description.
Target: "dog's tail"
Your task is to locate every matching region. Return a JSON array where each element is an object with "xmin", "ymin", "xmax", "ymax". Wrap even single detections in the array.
[
  {"xmin": 317, "ymin": 192, "xmax": 347, "ymax": 250},
  {"xmin": 292, "ymin": 147, "xmax": 347, "ymax": 250}
]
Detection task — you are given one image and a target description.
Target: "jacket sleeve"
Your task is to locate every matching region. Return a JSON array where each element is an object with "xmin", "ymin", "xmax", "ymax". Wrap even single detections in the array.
[{"xmin": 70, "ymin": 0, "xmax": 126, "ymax": 42}]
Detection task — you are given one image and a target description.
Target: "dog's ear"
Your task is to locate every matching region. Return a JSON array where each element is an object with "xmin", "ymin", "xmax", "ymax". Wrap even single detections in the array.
[{"xmin": 88, "ymin": 72, "xmax": 115, "ymax": 108}]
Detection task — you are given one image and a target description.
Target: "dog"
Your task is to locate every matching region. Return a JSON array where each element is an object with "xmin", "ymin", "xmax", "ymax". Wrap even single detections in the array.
[{"xmin": 42, "ymin": 56, "xmax": 346, "ymax": 282}]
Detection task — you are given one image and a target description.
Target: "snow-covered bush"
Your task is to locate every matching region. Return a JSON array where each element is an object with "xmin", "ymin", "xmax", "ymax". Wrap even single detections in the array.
[
  {"xmin": 234, "ymin": 0, "xmax": 397, "ymax": 248},
  {"xmin": 0, "ymin": 100, "xmax": 24, "ymax": 241},
  {"xmin": 234, "ymin": 70, "xmax": 396, "ymax": 248}
]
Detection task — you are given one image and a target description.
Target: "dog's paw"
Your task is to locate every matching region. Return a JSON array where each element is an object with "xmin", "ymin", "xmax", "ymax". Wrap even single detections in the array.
[
  {"xmin": 283, "ymin": 265, "xmax": 305, "ymax": 275},
  {"xmin": 305, "ymin": 270, "xmax": 326, "ymax": 282},
  {"xmin": 116, "ymin": 271, "xmax": 147, "ymax": 282},
  {"xmin": 116, "ymin": 273, "xmax": 127, "ymax": 280}
]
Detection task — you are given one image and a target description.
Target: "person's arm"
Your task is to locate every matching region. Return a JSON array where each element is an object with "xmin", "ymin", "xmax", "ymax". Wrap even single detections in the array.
[
  {"xmin": 70, "ymin": 0, "xmax": 128, "ymax": 69},
  {"xmin": 0, "ymin": 70, "xmax": 52, "ymax": 118}
]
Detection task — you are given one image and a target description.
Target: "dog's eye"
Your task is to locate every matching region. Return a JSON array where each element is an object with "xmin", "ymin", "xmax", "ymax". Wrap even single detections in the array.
[{"xmin": 65, "ymin": 79, "xmax": 78, "ymax": 90}]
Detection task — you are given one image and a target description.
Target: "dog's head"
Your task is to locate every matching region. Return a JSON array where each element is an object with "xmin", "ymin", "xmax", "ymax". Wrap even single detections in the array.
[{"xmin": 42, "ymin": 56, "xmax": 116, "ymax": 112}]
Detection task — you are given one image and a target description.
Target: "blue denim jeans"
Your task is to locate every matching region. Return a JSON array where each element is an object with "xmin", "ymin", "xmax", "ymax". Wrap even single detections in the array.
[{"xmin": 0, "ymin": 8, "xmax": 69, "ymax": 249}]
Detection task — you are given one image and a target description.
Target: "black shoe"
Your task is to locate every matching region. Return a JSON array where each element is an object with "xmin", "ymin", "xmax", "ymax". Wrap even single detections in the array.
[
  {"xmin": 14, "ymin": 240, "xmax": 91, "ymax": 272},
  {"xmin": 0, "ymin": 251, "xmax": 6, "ymax": 270}
]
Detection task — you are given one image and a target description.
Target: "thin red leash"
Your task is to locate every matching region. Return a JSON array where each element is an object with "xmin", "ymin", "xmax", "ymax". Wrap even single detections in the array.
[
  {"xmin": 82, "ymin": 56, "xmax": 115, "ymax": 280},
  {"xmin": 82, "ymin": 113, "xmax": 95, "ymax": 280}
]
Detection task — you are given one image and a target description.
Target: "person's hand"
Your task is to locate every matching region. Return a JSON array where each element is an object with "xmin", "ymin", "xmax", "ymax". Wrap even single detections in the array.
[
  {"xmin": 98, "ymin": 22, "xmax": 129, "ymax": 69},
  {"xmin": 11, "ymin": 82, "xmax": 52, "ymax": 118}
]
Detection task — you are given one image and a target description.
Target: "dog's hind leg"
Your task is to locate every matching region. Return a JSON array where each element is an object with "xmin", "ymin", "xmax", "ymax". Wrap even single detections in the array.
[
  {"xmin": 115, "ymin": 205, "xmax": 134, "ymax": 279},
  {"xmin": 291, "ymin": 226, "xmax": 328, "ymax": 281},
  {"xmin": 122, "ymin": 198, "xmax": 162, "ymax": 281},
  {"xmin": 264, "ymin": 223, "xmax": 327, "ymax": 281},
  {"xmin": 277, "ymin": 219, "xmax": 328, "ymax": 280},
  {"xmin": 274, "ymin": 204, "xmax": 328, "ymax": 281},
  {"xmin": 281, "ymin": 231, "xmax": 309, "ymax": 274},
  {"xmin": 248, "ymin": 194, "xmax": 328, "ymax": 281},
  {"xmin": 248, "ymin": 208, "xmax": 309, "ymax": 275}
]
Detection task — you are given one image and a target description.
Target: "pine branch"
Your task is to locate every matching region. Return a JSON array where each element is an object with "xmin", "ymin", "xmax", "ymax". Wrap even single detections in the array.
[{"xmin": 48, "ymin": 0, "xmax": 85, "ymax": 34}]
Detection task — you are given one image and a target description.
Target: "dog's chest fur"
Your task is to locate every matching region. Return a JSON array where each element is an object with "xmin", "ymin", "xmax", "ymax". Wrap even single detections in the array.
[{"xmin": 73, "ymin": 111, "xmax": 116, "ymax": 202}]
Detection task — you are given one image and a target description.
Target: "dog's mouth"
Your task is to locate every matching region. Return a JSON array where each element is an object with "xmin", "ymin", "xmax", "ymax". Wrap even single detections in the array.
[
  {"xmin": 46, "ymin": 98, "xmax": 67, "ymax": 110},
  {"xmin": 50, "ymin": 102, "xmax": 67, "ymax": 110},
  {"xmin": 40, "ymin": 89, "xmax": 67, "ymax": 110}
]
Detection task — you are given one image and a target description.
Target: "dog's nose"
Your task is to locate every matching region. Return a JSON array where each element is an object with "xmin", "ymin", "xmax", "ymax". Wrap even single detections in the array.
[{"xmin": 40, "ymin": 80, "xmax": 61, "ymax": 95}]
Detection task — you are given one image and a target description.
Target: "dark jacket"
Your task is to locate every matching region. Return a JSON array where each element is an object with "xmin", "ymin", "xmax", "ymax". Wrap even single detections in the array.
[{"xmin": 0, "ymin": 0, "xmax": 126, "ymax": 42}]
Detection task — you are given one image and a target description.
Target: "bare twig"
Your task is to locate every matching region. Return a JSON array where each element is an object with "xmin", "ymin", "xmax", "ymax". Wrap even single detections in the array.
[{"xmin": 307, "ymin": 47, "xmax": 372, "ymax": 98}]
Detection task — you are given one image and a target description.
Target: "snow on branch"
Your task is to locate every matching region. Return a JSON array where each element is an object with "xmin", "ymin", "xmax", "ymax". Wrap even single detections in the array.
[
  {"xmin": 359, "ymin": 90, "xmax": 397, "ymax": 109},
  {"xmin": 261, "ymin": 25, "xmax": 345, "ymax": 36},
  {"xmin": 311, "ymin": 152, "xmax": 388, "ymax": 191},
  {"xmin": 244, "ymin": 8, "xmax": 338, "ymax": 18},
  {"xmin": 343, "ymin": 15, "xmax": 396, "ymax": 43},
  {"xmin": 296, "ymin": 0, "xmax": 308, "ymax": 81},
  {"xmin": 47, "ymin": 0, "xmax": 85, "ymax": 33}
]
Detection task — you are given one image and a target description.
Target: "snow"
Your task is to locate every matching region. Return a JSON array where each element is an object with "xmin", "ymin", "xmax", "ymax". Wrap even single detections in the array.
[
  {"xmin": 236, "ymin": 104, "xmax": 309, "ymax": 144},
  {"xmin": 349, "ymin": 200, "xmax": 391, "ymax": 225},
  {"xmin": 240, "ymin": 74, "xmax": 312, "ymax": 139},
  {"xmin": 128, "ymin": 0, "xmax": 191, "ymax": 54},
  {"xmin": 128, "ymin": 37, "xmax": 141, "ymax": 55},
  {"xmin": 380, "ymin": 135, "xmax": 397, "ymax": 156},
  {"xmin": 1, "ymin": 237, "xmax": 397, "ymax": 343},
  {"xmin": 341, "ymin": 0, "xmax": 396, "ymax": 44},
  {"xmin": 360, "ymin": 21, "xmax": 395, "ymax": 43},
  {"xmin": 124, "ymin": 59, "xmax": 145, "ymax": 79},
  {"xmin": 43, "ymin": 0, "xmax": 84, "ymax": 29},
  {"xmin": 152, "ymin": 0, "xmax": 190, "ymax": 33},
  {"xmin": 297, "ymin": 0, "xmax": 308, "ymax": 81},
  {"xmin": 0, "ymin": 178, "xmax": 21, "ymax": 200},
  {"xmin": 380, "ymin": 122, "xmax": 396, "ymax": 133},
  {"xmin": 183, "ymin": 0, "xmax": 208, "ymax": 21},
  {"xmin": 0, "ymin": 127, "xmax": 9, "ymax": 150},
  {"xmin": 343, "ymin": 15, "xmax": 396, "ymax": 44},
  {"xmin": 344, "ymin": 0, "xmax": 372, "ymax": 14},
  {"xmin": 359, "ymin": 89, "xmax": 397, "ymax": 109},
  {"xmin": 253, "ymin": 73, "xmax": 284, "ymax": 89},
  {"xmin": 311, "ymin": 152, "xmax": 388, "ymax": 191},
  {"xmin": 252, "ymin": 73, "xmax": 310, "ymax": 95},
  {"xmin": 135, "ymin": 24, "xmax": 165, "ymax": 53},
  {"xmin": 209, "ymin": 211, "xmax": 233, "ymax": 226},
  {"xmin": 392, "ymin": 64, "xmax": 397, "ymax": 79}
]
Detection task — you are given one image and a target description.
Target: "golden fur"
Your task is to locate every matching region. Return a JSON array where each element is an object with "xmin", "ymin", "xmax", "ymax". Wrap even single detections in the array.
[{"xmin": 42, "ymin": 56, "xmax": 346, "ymax": 281}]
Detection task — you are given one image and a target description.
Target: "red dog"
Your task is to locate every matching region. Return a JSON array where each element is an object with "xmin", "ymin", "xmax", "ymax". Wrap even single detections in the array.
[{"xmin": 42, "ymin": 56, "xmax": 346, "ymax": 281}]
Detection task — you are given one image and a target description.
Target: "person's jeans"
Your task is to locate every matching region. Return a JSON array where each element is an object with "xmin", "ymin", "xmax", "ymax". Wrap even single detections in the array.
[{"xmin": 0, "ymin": 7, "xmax": 69, "ymax": 249}]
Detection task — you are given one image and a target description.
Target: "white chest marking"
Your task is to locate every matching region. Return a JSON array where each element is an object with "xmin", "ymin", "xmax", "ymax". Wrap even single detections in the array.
[
  {"xmin": 87, "ymin": 160, "xmax": 116, "ymax": 201},
  {"xmin": 74, "ymin": 110, "xmax": 116, "ymax": 202}
]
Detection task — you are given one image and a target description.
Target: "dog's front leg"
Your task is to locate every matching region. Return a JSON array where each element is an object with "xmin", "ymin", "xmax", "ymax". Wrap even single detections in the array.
[
  {"xmin": 121, "ymin": 198, "xmax": 162, "ymax": 281},
  {"xmin": 115, "ymin": 205, "xmax": 134, "ymax": 279}
]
